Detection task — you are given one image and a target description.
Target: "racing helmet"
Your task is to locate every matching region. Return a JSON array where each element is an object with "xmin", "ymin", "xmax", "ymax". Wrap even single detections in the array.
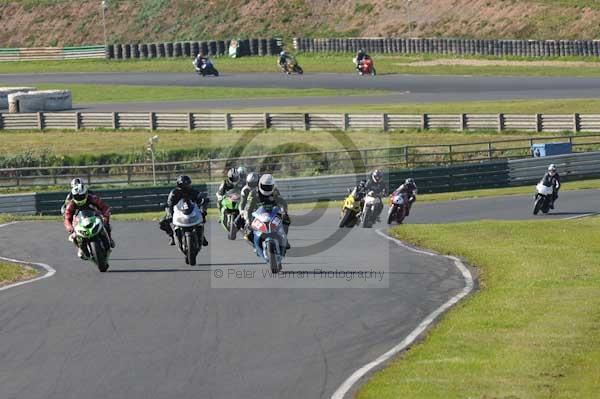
[
  {"xmin": 246, "ymin": 172, "xmax": 260, "ymax": 188},
  {"xmin": 371, "ymin": 169, "xmax": 383, "ymax": 183},
  {"xmin": 177, "ymin": 175, "xmax": 192, "ymax": 189},
  {"xmin": 237, "ymin": 166, "xmax": 248, "ymax": 183},
  {"xmin": 548, "ymin": 164, "xmax": 557, "ymax": 175},
  {"xmin": 227, "ymin": 168, "xmax": 240, "ymax": 184},
  {"xmin": 70, "ymin": 177, "xmax": 83, "ymax": 188},
  {"xmin": 71, "ymin": 183, "xmax": 88, "ymax": 206},
  {"xmin": 280, "ymin": 51, "xmax": 286, "ymax": 56},
  {"xmin": 405, "ymin": 178, "xmax": 415, "ymax": 185},
  {"xmin": 259, "ymin": 174, "xmax": 275, "ymax": 196}
]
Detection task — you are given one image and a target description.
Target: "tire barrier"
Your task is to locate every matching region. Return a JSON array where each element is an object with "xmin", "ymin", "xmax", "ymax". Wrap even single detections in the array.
[{"xmin": 291, "ymin": 37, "xmax": 600, "ymax": 57}]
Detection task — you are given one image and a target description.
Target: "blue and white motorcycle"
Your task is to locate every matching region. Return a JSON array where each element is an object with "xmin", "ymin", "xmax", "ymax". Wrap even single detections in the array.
[{"xmin": 250, "ymin": 205, "xmax": 288, "ymax": 274}]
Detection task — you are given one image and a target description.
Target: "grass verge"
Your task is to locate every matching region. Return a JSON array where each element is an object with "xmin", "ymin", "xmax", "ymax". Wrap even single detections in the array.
[
  {"xmin": 357, "ymin": 217, "xmax": 600, "ymax": 399},
  {"xmin": 0, "ymin": 261, "xmax": 37, "ymax": 287},
  {"xmin": 22, "ymin": 83, "xmax": 378, "ymax": 104},
  {"xmin": 2, "ymin": 54, "xmax": 600, "ymax": 77}
]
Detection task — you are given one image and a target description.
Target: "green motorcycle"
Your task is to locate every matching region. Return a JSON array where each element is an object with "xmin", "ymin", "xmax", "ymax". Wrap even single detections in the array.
[
  {"xmin": 73, "ymin": 209, "xmax": 111, "ymax": 272},
  {"xmin": 220, "ymin": 189, "xmax": 241, "ymax": 240}
]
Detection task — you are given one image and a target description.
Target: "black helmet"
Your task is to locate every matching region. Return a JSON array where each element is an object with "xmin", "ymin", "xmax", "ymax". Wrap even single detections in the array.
[
  {"xmin": 227, "ymin": 168, "xmax": 240, "ymax": 184},
  {"xmin": 177, "ymin": 175, "xmax": 192, "ymax": 189}
]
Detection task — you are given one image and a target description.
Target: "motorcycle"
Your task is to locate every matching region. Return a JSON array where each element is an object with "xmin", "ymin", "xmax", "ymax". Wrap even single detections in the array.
[
  {"xmin": 220, "ymin": 189, "xmax": 241, "ymax": 240},
  {"xmin": 354, "ymin": 57, "xmax": 376, "ymax": 76},
  {"xmin": 283, "ymin": 57, "xmax": 304, "ymax": 75},
  {"xmin": 172, "ymin": 199, "xmax": 205, "ymax": 265},
  {"xmin": 387, "ymin": 192, "xmax": 409, "ymax": 224},
  {"xmin": 72, "ymin": 209, "xmax": 111, "ymax": 272},
  {"xmin": 361, "ymin": 191, "xmax": 382, "ymax": 228},
  {"xmin": 339, "ymin": 185, "xmax": 366, "ymax": 228},
  {"xmin": 533, "ymin": 182, "xmax": 554, "ymax": 215},
  {"xmin": 193, "ymin": 58, "xmax": 219, "ymax": 77},
  {"xmin": 250, "ymin": 205, "xmax": 288, "ymax": 274}
]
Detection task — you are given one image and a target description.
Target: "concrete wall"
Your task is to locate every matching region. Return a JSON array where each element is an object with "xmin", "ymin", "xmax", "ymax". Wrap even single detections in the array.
[
  {"xmin": 8, "ymin": 90, "xmax": 72, "ymax": 113},
  {"xmin": 0, "ymin": 87, "xmax": 36, "ymax": 109}
]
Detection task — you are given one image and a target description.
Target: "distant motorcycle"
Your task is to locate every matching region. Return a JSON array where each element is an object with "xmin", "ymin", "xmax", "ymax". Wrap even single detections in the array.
[
  {"xmin": 533, "ymin": 182, "xmax": 554, "ymax": 215},
  {"xmin": 387, "ymin": 192, "xmax": 409, "ymax": 224},
  {"xmin": 193, "ymin": 58, "xmax": 219, "ymax": 77},
  {"xmin": 172, "ymin": 199, "xmax": 205, "ymax": 265},
  {"xmin": 361, "ymin": 191, "xmax": 381, "ymax": 228},
  {"xmin": 354, "ymin": 57, "xmax": 376, "ymax": 76},
  {"xmin": 282, "ymin": 57, "xmax": 304, "ymax": 75},
  {"xmin": 220, "ymin": 189, "xmax": 241, "ymax": 240},
  {"xmin": 250, "ymin": 205, "xmax": 288, "ymax": 274},
  {"xmin": 72, "ymin": 209, "xmax": 112, "ymax": 272}
]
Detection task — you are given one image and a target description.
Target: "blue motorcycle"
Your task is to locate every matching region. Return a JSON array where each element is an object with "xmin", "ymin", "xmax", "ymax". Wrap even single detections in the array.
[{"xmin": 250, "ymin": 205, "xmax": 287, "ymax": 274}]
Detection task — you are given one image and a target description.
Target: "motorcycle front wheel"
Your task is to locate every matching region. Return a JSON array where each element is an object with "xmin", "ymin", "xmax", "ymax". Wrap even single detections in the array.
[
  {"xmin": 533, "ymin": 197, "xmax": 543, "ymax": 215},
  {"xmin": 185, "ymin": 231, "xmax": 197, "ymax": 266},
  {"xmin": 89, "ymin": 240, "xmax": 109, "ymax": 272},
  {"xmin": 228, "ymin": 215, "xmax": 237, "ymax": 240},
  {"xmin": 340, "ymin": 209, "xmax": 353, "ymax": 228},
  {"xmin": 266, "ymin": 241, "xmax": 281, "ymax": 274}
]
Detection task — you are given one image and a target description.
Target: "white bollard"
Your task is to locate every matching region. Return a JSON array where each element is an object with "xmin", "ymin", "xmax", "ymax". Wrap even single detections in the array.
[{"xmin": 0, "ymin": 87, "xmax": 37, "ymax": 109}]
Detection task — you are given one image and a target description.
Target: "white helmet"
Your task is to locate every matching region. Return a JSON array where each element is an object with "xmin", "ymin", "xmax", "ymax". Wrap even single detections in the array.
[
  {"xmin": 259, "ymin": 174, "xmax": 275, "ymax": 196},
  {"xmin": 227, "ymin": 168, "xmax": 240, "ymax": 184},
  {"xmin": 548, "ymin": 164, "xmax": 557, "ymax": 175},
  {"xmin": 70, "ymin": 177, "xmax": 83, "ymax": 188},
  {"xmin": 71, "ymin": 183, "xmax": 89, "ymax": 206},
  {"xmin": 246, "ymin": 172, "xmax": 259, "ymax": 188},
  {"xmin": 280, "ymin": 51, "xmax": 286, "ymax": 56}
]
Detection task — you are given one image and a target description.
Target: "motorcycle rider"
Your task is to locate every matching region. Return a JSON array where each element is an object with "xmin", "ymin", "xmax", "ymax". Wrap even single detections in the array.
[
  {"xmin": 236, "ymin": 166, "xmax": 248, "ymax": 186},
  {"xmin": 244, "ymin": 174, "xmax": 291, "ymax": 249},
  {"xmin": 61, "ymin": 177, "xmax": 94, "ymax": 215},
  {"xmin": 216, "ymin": 168, "xmax": 242, "ymax": 213},
  {"xmin": 365, "ymin": 169, "xmax": 387, "ymax": 221},
  {"xmin": 64, "ymin": 182, "xmax": 115, "ymax": 260},
  {"xmin": 278, "ymin": 50, "xmax": 294, "ymax": 73},
  {"xmin": 540, "ymin": 164, "xmax": 561, "ymax": 209},
  {"xmin": 392, "ymin": 178, "xmax": 418, "ymax": 216},
  {"xmin": 159, "ymin": 175, "xmax": 210, "ymax": 246},
  {"xmin": 235, "ymin": 172, "xmax": 260, "ymax": 229},
  {"xmin": 193, "ymin": 52, "xmax": 209, "ymax": 72},
  {"xmin": 355, "ymin": 48, "xmax": 369, "ymax": 71}
]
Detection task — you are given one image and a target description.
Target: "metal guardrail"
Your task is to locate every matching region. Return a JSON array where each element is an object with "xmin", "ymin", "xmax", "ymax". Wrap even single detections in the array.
[
  {"xmin": 293, "ymin": 37, "xmax": 600, "ymax": 58},
  {"xmin": 2, "ymin": 134, "xmax": 600, "ymax": 189},
  {"xmin": 508, "ymin": 151, "xmax": 600, "ymax": 185},
  {"xmin": 0, "ymin": 46, "xmax": 105, "ymax": 62},
  {"xmin": 3, "ymin": 152, "xmax": 598, "ymax": 216},
  {"xmin": 2, "ymin": 112, "xmax": 600, "ymax": 133}
]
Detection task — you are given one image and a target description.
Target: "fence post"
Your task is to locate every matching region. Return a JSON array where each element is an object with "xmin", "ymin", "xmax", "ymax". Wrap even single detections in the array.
[
  {"xmin": 404, "ymin": 146, "xmax": 409, "ymax": 168},
  {"xmin": 343, "ymin": 113, "xmax": 349, "ymax": 131},
  {"xmin": 187, "ymin": 112, "xmax": 193, "ymax": 131},
  {"xmin": 225, "ymin": 113, "xmax": 232, "ymax": 130},
  {"xmin": 207, "ymin": 158, "xmax": 212, "ymax": 181},
  {"xmin": 497, "ymin": 113, "xmax": 505, "ymax": 132},
  {"xmin": 112, "ymin": 112, "xmax": 118, "ymax": 129},
  {"xmin": 127, "ymin": 165, "xmax": 132, "ymax": 184},
  {"xmin": 0, "ymin": 112, "xmax": 3, "ymax": 130},
  {"xmin": 421, "ymin": 113, "xmax": 428, "ymax": 130},
  {"xmin": 536, "ymin": 113, "xmax": 542, "ymax": 132},
  {"xmin": 573, "ymin": 113, "xmax": 580, "ymax": 132},
  {"xmin": 149, "ymin": 112, "xmax": 155, "ymax": 130},
  {"xmin": 264, "ymin": 113, "xmax": 269, "ymax": 129},
  {"xmin": 382, "ymin": 113, "xmax": 388, "ymax": 131},
  {"xmin": 460, "ymin": 113, "xmax": 467, "ymax": 131},
  {"xmin": 37, "ymin": 112, "xmax": 44, "ymax": 130},
  {"xmin": 75, "ymin": 112, "xmax": 81, "ymax": 130},
  {"xmin": 304, "ymin": 113, "xmax": 310, "ymax": 131},
  {"xmin": 488, "ymin": 142, "xmax": 493, "ymax": 160},
  {"xmin": 448, "ymin": 145, "xmax": 453, "ymax": 164}
]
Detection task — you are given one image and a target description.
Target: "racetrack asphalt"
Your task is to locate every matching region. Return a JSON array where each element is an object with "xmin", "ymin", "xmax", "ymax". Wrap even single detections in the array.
[
  {"xmin": 3, "ymin": 72, "xmax": 600, "ymax": 111},
  {"xmin": 1, "ymin": 189, "xmax": 598, "ymax": 399}
]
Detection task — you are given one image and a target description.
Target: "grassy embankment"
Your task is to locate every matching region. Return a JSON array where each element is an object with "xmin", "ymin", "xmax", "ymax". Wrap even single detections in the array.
[
  {"xmin": 0, "ymin": 261, "xmax": 37, "ymax": 287},
  {"xmin": 357, "ymin": 216, "xmax": 600, "ymax": 398}
]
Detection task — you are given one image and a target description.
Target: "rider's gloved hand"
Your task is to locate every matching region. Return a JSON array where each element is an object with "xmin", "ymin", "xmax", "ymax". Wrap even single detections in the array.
[{"xmin": 67, "ymin": 227, "xmax": 74, "ymax": 234}]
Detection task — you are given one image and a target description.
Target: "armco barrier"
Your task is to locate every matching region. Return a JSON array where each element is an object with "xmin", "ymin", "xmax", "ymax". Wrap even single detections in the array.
[
  {"xmin": 0, "ymin": 46, "xmax": 105, "ymax": 62},
  {"xmin": 2, "ymin": 112, "xmax": 600, "ymax": 133},
  {"xmin": 2, "ymin": 153, "xmax": 598, "ymax": 215},
  {"xmin": 508, "ymin": 151, "xmax": 600, "ymax": 185},
  {"xmin": 293, "ymin": 37, "xmax": 600, "ymax": 58}
]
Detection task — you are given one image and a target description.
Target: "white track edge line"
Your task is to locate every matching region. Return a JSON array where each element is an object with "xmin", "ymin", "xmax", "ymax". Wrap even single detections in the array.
[
  {"xmin": 0, "ymin": 222, "xmax": 56, "ymax": 292},
  {"xmin": 330, "ymin": 229, "xmax": 475, "ymax": 399},
  {"xmin": 561, "ymin": 212, "xmax": 598, "ymax": 220}
]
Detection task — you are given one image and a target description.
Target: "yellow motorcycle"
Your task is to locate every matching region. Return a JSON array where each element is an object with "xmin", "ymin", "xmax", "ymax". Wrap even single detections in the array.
[{"xmin": 339, "ymin": 182, "xmax": 366, "ymax": 228}]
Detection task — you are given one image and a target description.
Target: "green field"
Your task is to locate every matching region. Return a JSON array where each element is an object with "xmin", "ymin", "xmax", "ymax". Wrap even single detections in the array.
[
  {"xmin": 358, "ymin": 217, "xmax": 600, "ymax": 399},
  {"xmin": 2, "ymin": 54, "xmax": 600, "ymax": 77}
]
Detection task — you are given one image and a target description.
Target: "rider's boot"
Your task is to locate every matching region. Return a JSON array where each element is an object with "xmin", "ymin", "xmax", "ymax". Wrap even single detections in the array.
[{"xmin": 168, "ymin": 234, "xmax": 175, "ymax": 246}]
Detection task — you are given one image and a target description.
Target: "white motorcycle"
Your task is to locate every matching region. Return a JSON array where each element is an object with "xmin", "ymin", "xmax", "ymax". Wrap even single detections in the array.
[
  {"xmin": 361, "ymin": 190, "xmax": 382, "ymax": 228},
  {"xmin": 172, "ymin": 199, "xmax": 205, "ymax": 265},
  {"xmin": 533, "ymin": 182, "xmax": 554, "ymax": 215}
]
